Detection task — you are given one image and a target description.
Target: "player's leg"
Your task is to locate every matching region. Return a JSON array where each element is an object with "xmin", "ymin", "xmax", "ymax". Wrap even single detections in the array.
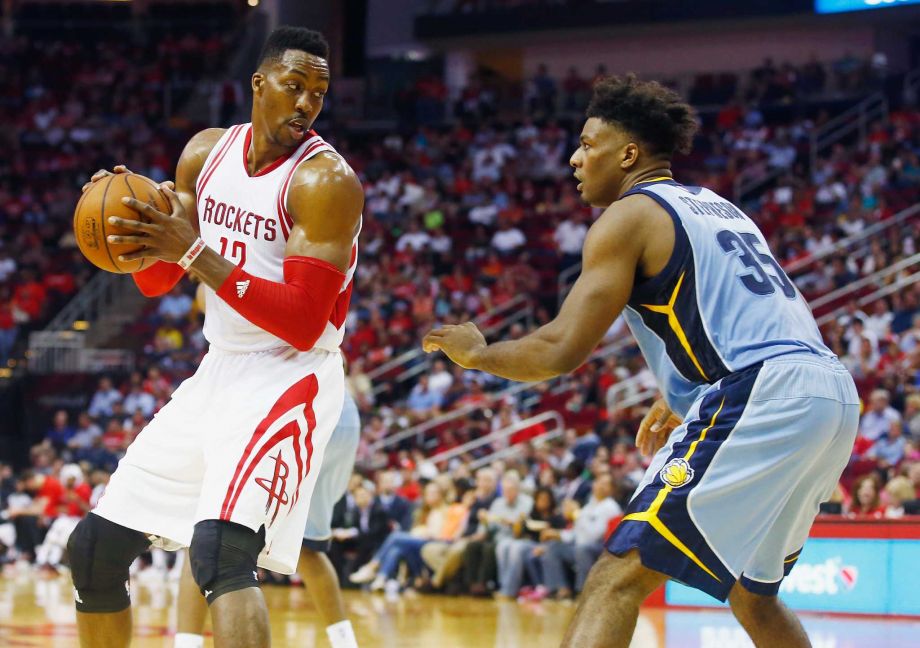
[
  {"xmin": 191, "ymin": 349, "xmax": 347, "ymax": 648},
  {"xmin": 731, "ymin": 365, "xmax": 859, "ymax": 648},
  {"xmin": 299, "ymin": 391, "xmax": 361, "ymax": 648},
  {"xmin": 297, "ymin": 547, "xmax": 359, "ymax": 648},
  {"xmin": 560, "ymin": 550, "xmax": 666, "ymax": 648},
  {"xmin": 68, "ymin": 513, "xmax": 153, "ymax": 648},
  {"xmin": 728, "ymin": 584, "xmax": 809, "ymax": 648},
  {"xmin": 175, "ymin": 549, "xmax": 208, "ymax": 648},
  {"xmin": 71, "ymin": 372, "xmax": 207, "ymax": 648},
  {"xmin": 189, "ymin": 520, "xmax": 268, "ymax": 648}
]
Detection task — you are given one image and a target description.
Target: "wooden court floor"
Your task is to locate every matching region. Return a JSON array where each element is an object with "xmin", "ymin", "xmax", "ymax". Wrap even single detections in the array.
[{"xmin": 1, "ymin": 569, "xmax": 918, "ymax": 647}]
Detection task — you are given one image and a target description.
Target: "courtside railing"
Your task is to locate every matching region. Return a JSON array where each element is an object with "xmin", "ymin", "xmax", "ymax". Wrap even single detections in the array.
[
  {"xmin": 367, "ymin": 293, "xmax": 534, "ymax": 397},
  {"xmin": 425, "ymin": 410, "xmax": 565, "ymax": 467}
]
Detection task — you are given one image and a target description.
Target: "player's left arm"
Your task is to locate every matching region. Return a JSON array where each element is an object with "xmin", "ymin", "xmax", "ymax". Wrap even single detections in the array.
[
  {"xmin": 190, "ymin": 152, "xmax": 362, "ymax": 349},
  {"xmin": 423, "ymin": 198, "xmax": 647, "ymax": 382}
]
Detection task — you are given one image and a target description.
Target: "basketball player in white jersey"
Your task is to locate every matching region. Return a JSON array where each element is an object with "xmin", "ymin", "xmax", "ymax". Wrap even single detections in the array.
[
  {"xmin": 424, "ymin": 75, "xmax": 857, "ymax": 648},
  {"xmin": 70, "ymin": 27, "xmax": 362, "ymax": 648}
]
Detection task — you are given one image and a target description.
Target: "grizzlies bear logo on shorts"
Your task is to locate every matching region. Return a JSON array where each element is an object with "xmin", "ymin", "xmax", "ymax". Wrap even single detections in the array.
[{"xmin": 659, "ymin": 458, "xmax": 694, "ymax": 488}]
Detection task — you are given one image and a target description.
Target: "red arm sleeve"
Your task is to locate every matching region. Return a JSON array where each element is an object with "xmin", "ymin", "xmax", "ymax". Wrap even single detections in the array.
[
  {"xmin": 216, "ymin": 256, "xmax": 345, "ymax": 351},
  {"xmin": 132, "ymin": 261, "xmax": 185, "ymax": 298}
]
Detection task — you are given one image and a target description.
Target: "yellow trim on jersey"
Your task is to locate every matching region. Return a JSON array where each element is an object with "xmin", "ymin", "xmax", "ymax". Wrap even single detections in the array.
[
  {"xmin": 633, "ymin": 176, "xmax": 674, "ymax": 186},
  {"xmin": 641, "ymin": 272, "xmax": 710, "ymax": 381},
  {"xmin": 784, "ymin": 551, "xmax": 802, "ymax": 564},
  {"xmin": 623, "ymin": 397, "xmax": 726, "ymax": 582}
]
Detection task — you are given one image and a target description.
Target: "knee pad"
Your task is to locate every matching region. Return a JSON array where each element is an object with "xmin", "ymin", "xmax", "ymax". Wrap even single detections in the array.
[
  {"xmin": 189, "ymin": 520, "xmax": 265, "ymax": 604},
  {"xmin": 67, "ymin": 513, "xmax": 151, "ymax": 613}
]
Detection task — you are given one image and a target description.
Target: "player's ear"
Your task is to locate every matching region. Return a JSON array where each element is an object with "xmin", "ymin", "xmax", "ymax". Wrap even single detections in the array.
[
  {"xmin": 621, "ymin": 142, "xmax": 639, "ymax": 170},
  {"xmin": 252, "ymin": 72, "xmax": 265, "ymax": 95}
]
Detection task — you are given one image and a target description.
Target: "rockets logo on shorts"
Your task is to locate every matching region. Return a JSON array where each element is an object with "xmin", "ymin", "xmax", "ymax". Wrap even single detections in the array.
[
  {"xmin": 255, "ymin": 450, "xmax": 290, "ymax": 526},
  {"xmin": 660, "ymin": 458, "xmax": 695, "ymax": 488}
]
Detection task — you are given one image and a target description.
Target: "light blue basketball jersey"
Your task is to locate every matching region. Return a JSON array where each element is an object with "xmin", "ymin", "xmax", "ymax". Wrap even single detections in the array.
[{"xmin": 620, "ymin": 179, "xmax": 834, "ymax": 416}]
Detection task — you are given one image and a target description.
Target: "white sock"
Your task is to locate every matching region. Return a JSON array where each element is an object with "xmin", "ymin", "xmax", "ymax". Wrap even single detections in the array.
[
  {"xmin": 174, "ymin": 633, "xmax": 205, "ymax": 648},
  {"xmin": 326, "ymin": 620, "xmax": 359, "ymax": 648}
]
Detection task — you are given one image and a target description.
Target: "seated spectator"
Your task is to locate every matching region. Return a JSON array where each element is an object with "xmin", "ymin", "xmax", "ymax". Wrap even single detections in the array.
[
  {"xmin": 350, "ymin": 481, "xmax": 451, "ymax": 592},
  {"xmin": 34, "ymin": 464, "xmax": 90, "ymax": 572},
  {"xmin": 539, "ymin": 473, "xmax": 622, "ymax": 600},
  {"xmin": 2, "ymin": 470, "xmax": 65, "ymax": 561},
  {"xmin": 407, "ymin": 375, "xmax": 443, "ymax": 419},
  {"xmin": 859, "ymin": 389, "xmax": 902, "ymax": 442},
  {"xmin": 883, "ymin": 475, "xmax": 915, "ymax": 518},
  {"xmin": 848, "ymin": 474, "xmax": 885, "ymax": 518},
  {"xmin": 329, "ymin": 485, "xmax": 389, "ymax": 585},
  {"xmin": 45, "ymin": 410, "xmax": 75, "ymax": 451},
  {"xmin": 87, "ymin": 377, "xmax": 122, "ymax": 419},
  {"xmin": 157, "ymin": 285, "xmax": 193, "ymax": 321},
  {"xmin": 123, "ymin": 383, "xmax": 156, "ymax": 419},
  {"xmin": 422, "ymin": 467, "xmax": 497, "ymax": 591},
  {"xmin": 68, "ymin": 412, "xmax": 103, "ymax": 452},
  {"xmin": 490, "ymin": 220, "xmax": 527, "ymax": 256},
  {"xmin": 374, "ymin": 470, "xmax": 413, "ymax": 531},
  {"xmin": 463, "ymin": 470, "xmax": 533, "ymax": 596},
  {"xmin": 495, "ymin": 486, "xmax": 565, "ymax": 600},
  {"xmin": 867, "ymin": 422, "xmax": 906, "ymax": 469}
]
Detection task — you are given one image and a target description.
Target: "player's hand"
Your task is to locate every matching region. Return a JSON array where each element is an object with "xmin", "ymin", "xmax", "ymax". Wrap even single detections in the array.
[
  {"xmin": 422, "ymin": 322, "xmax": 487, "ymax": 370},
  {"xmin": 107, "ymin": 187, "xmax": 198, "ymax": 264},
  {"xmin": 81, "ymin": 165, "xmax": 133, "ymax": 193},
  {"xmin": 636, "ymin": 398, "xmax": 683, "ymax": 458}
]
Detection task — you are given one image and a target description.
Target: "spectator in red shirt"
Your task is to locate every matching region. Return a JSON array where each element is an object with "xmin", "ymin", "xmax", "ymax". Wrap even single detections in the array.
[
  {"xmin": 848, "ymin": 475, "xmax": 885, "ymax": 518},
  {"xmin": 35, "ymin": 464, "xmax": 91, "ymax": 573},
  {"xmin": 12, "ymin": 268, "xmax": 47, "ymax": 322}
]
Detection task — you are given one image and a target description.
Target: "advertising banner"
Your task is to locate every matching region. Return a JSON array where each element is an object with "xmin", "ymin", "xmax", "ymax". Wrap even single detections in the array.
[{"xmin": 666, "ymin": 538, "xmax": 920, "ymax": 615}]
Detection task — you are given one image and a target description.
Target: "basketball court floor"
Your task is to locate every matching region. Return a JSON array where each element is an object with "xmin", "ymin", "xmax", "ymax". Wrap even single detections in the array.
[{"xmin": 0, "ymin": 570, "xmax": 917, "ymax": 647}]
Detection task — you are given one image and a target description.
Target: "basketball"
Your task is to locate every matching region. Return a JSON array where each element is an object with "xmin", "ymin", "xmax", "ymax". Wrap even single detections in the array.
[{"xmin": 73, "ymin": 173, "xmax": 169, "ymax": 274}]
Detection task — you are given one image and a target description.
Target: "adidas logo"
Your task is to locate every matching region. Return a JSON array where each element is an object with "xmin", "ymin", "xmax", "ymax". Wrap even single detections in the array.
[{"xmin": 236, "ymin": 280, "xmax": 250, "ymax": 298}]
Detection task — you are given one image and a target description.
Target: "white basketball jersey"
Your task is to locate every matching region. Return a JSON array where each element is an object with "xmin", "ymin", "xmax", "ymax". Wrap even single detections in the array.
[{"xmin": 195, "ymin": 123, "xmax": 359, "ymax": 353}]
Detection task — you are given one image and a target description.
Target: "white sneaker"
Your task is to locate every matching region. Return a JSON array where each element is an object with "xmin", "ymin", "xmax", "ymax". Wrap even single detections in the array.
[
  {"xmin": 349, "ymin": 563, "xmax": 378, "ymax": 584},
  {"xmin": 369, "ymin": 575, "xmax": 387, "ymax": 592},
  {"xmin": 384, "ymin": 579, "xmax": 401, "ymax": 600}
]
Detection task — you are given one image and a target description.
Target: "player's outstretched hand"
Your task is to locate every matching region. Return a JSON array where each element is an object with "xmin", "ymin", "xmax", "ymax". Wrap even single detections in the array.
[
  {"xmin": 106, "ymin": 187, "xmax": 198, "ymax": 264},
  {"xmin": 636, "ymin": 398, "xmax": 683, "ymax": 458},
  {"xmin": 422, "ymin": 322, "xmax": 487, "ymax": 370}
]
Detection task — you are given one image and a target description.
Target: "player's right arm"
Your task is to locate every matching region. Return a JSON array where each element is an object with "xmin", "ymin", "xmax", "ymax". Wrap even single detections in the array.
[
  {"xmin": 131, "ymin": 128, "xmax": 225, "ymax": 296},
  {"xmin": 83, "ymin": 129, "xmax": 225, "ymax": 297}
]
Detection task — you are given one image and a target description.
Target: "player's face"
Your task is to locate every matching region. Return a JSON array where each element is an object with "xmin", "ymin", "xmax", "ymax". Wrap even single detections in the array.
[
  {"xmin": 252, "ymin": 49, "xmax": 330, "ymax": 149},
  {"xmin": 570, "ymin": 117, "xmax": 633, "ymax": 208}
]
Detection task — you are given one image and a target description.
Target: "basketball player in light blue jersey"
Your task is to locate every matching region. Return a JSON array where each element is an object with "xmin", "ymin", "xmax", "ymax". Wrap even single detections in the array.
[
  {"xmin": 174, "ymin": 389, "xmax": 362, "ymax": 648},
  {"xmin": 424, "ymin": 75, "xmax": 858, "ymax": 648}
]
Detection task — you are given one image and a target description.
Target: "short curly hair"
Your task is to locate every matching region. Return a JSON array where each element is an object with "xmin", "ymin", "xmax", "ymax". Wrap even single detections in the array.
[
  {"xmin": 586, "ymin": 74, "xmax": 698, "ymax": 157},
  {"xmin": 258, "ymin": 26, "xmax": 329, "ymax": 67}
]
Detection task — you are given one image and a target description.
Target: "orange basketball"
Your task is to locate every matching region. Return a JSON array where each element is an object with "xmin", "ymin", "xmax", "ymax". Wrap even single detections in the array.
[{"xmin": 73, "ymin": 173, "xmax": 170, "ymax": 274}]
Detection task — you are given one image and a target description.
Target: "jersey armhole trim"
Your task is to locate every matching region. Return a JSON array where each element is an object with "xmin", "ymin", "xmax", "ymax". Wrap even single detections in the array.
[{"xmin": 627, "ymin": 189, "xmax": 691, "ymax": 300}]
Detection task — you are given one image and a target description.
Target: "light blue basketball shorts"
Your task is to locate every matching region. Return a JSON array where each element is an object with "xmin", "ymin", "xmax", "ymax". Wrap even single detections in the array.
[
  {"xmin": 302, "ymin": 391, "xmax": 361, "ymax": 551},
  {"xmin": 608, "ymin": 353, "xmax": 859, "ymax": 601}
]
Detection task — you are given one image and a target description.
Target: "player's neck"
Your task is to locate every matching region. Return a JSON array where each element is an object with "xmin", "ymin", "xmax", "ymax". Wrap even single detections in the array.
[
  {"xmin": 618, "ymin": 166, "xmax": 673, "ymax": 199},
  {"xmin": 246, "ymin": 128, "xmax": 298, "ymax": 176}
]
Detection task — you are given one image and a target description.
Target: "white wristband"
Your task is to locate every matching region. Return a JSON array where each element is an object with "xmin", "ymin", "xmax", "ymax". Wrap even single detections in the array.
[{"xmin": 177, "ymin": 237, "xmax": 206, "ymax": 270}]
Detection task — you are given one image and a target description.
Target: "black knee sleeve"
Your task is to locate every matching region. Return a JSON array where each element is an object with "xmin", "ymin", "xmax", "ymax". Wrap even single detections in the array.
[
  {"xmin": 189, "ymin": 520, "xmax": 265, "ymax": 604},
  {"xmin": 67, "ymin": 513, "xmax": 151, "ymax": 613}
]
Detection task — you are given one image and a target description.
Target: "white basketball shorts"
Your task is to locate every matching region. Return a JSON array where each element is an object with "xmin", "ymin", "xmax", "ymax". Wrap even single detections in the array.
[{"xmin": 93, "ymin": 345, "xmax": 345, "ymax": 574}]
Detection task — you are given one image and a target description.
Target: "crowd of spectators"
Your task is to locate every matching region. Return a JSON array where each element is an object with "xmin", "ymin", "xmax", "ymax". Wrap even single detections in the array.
[
  {"xmin": 0, "ymin": 31, "xmax": 232, "ymax": 365},
  {"xmin": 2, "ymin": 21, "xmax": 920, "ymax": 607}
]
